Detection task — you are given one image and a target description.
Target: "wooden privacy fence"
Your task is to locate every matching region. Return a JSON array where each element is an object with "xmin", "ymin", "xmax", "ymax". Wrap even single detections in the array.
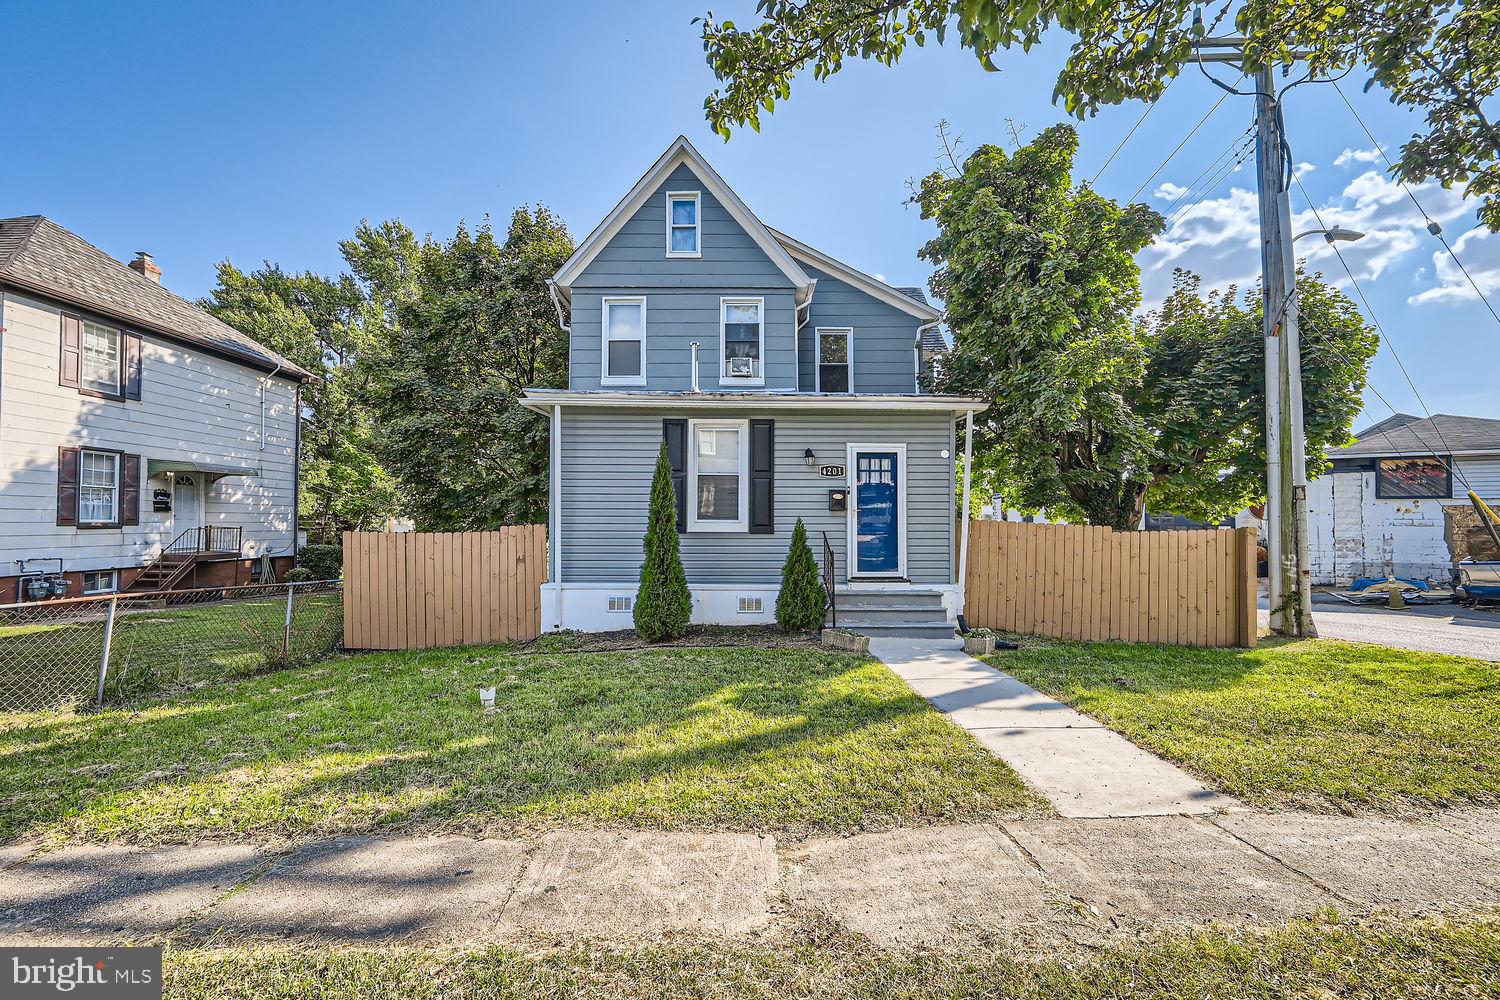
[
  {"xmin": 963, "ymin": 521, "xmax": 1257, "ymax": 647},
  {"xmin": 342, "ymin": 527, "xmax": 547, "ymax": 650}
]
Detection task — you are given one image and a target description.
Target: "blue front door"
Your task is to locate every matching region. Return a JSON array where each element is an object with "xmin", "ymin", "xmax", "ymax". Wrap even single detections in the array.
[{"xmin": 854, "ymin": 451, "xmax": 900, "ymax": 576}]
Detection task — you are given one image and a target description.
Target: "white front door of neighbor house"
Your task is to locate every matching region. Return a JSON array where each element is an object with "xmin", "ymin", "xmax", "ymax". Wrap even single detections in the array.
[{"xmin": 173, "ymin": 474, "xmax": 202, "ymax": 541}]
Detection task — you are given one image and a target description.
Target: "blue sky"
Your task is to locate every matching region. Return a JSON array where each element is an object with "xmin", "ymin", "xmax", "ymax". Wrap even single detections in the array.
[{"xmin": 8, "ymin": 1, "xmax": 1497, "ymax": 423}]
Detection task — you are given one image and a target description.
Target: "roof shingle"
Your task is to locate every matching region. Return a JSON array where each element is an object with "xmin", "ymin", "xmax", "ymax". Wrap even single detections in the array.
[
  {"xmin": 1334, "ymin": 413, "xmax": 1500, "ymax": 458},
  {"xmin": 0, "ymin": 216, "xmax": 309, "ymax": 380}
]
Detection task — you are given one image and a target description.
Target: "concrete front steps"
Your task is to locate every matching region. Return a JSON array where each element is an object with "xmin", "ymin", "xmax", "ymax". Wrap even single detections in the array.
[{"xmin": 828, "ymin": 589, "xmax": 957, "ymax": 639}]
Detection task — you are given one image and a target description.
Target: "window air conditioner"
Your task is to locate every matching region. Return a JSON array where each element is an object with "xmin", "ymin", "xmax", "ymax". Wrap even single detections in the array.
[{"xmin": 727, "ymin": 356, "xmax": 754, "ymax": 377}]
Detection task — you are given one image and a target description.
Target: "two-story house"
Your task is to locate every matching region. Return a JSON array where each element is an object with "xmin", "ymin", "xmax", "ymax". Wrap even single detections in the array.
[
  {"xmin": 0, "ymin": 216, "xmax": 311, "ymax": 602},
  {"xmin": 522, "ymin": 137, "xmax": 983, "ymax": 634}
]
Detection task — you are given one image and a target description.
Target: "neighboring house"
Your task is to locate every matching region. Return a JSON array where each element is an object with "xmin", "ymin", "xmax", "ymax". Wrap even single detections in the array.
[
  {"xmin": 521, "ymin": 136, "xmax": 982, "ymax": 633},
  {"xmin": 0, "ymin": 216, "xmax": 311, "ymax": 602},
  {"xmin": 1303, "ymin": 413, "xmax": 1500, "ymax": 585}
]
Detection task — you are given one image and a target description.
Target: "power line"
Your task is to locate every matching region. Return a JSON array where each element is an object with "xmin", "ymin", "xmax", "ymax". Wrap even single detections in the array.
[
  {"xmin": 1156, "ymin": 126, "xmax": 1252, "ymax": 215},
  {"xmin": 1162, "ymin": 132, "xmax": 1257, "ymax": 229},
  {"xmin": 1288, "ymin": 164, "xmax": 1473, "ymax": 491},
  {"xmin": 1331, "ymin": 79, "xmax": 1500, "ymax": 329},
  {"xmin": 1125, "ymin": 82, "xmax": 1240, "ymax": 204},
  {"xmin": 1091, "ymin": 78, "xmax": 1171, "ymax": 185}
]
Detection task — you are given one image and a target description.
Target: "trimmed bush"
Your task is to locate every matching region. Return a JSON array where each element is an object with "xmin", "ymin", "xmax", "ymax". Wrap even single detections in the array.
[
  {"xmin": 284, "ymin": 567, "xmax": 315, "ymax": 583},
  {"xmin": 634, "ymin": 443, "xmax": 693, "ymax": 642},
  {"xmin": 297, "ymin": 544, "xmax": 343, "ymax": 580},
  {"xmin": 776, "ymin": 518, "xmax": 828, "ymax": 632}
]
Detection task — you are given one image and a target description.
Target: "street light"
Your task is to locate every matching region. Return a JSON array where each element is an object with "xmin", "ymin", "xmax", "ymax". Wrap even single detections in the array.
[{"xmin": 1292, "ymin": 225, "xmax": 1365, "ymax": 245}]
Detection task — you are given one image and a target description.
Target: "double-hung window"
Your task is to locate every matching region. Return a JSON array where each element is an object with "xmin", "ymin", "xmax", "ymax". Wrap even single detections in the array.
[
  {"xmin": 666, "ymin": 192, "xmax": 700, "ymax": 257},
  {"xmin": 79, "ymin": 450, "xmax": 120, "ymax": 525},
  {"xmin": 601, "ymin": 297, "xmax": 646, "ymax": 386},
  {"xmin": 688, "ymin": 419, "xmax": 748, "ymax": 531},
  {"xmin": 82, "ymin": 321, "xmax": 122, "ymax": 395},
  {"xmin": 817, "ymin": 328, "xmax": 851, "ymax": 393},
  {"xmin": 720, "ymin": 297, "xmax": 764, "ymax": 384}
]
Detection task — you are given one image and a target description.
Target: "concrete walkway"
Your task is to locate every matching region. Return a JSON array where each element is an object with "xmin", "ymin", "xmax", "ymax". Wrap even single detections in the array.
[
  {"xmin": 869, "ymin": 637, "xmax": 1233, "ymax": 818},
  {"xmin": 4, "ymin": 810, "xmax": 1499, "ymax": 950}
]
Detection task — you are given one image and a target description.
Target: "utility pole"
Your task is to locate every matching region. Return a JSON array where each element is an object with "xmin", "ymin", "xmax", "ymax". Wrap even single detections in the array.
[{"xmin": 1194, "ymin": 39, "xmax": 1317, "ymax": 637}]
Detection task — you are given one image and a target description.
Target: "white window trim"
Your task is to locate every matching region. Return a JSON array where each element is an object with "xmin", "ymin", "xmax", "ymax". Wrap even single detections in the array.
[
  {"xmin": 600, "ymin": 296, "xmax": 647, "ymax": 387},
  {"xmin": 82, "ymin": 570, "xmax": 119, "ymax": 595},
  {"xmin": 687, "ymin": 417, "xmax": 749, "ymax": 533},
  {"xmin": 665, "ymin": 191, "xmax": 702, "ymax": 258},
  {"xmin": 815, "ymin": 327, "xmax": 853, "ymax": 393},
  {"xmin": 81, "ymin": 320, "xmax": 122, "ymax": 395},
  {"xmin": 78, "ymin": 449, "xmax": 120, "ymax": 526},
  {"xmin": 718, "ymin": 296, "xmax": 765, "ymax": 387},
  {"xmin": 845, "ymin": 443, "xmax": 908, "ymax": 580}
]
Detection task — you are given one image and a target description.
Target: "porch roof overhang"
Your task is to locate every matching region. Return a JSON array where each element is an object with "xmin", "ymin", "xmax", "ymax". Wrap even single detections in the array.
[
  {"xmin": 147, "ymin": 459, "xmax": 260, "ymax": 479},
  {"xmin": 520, "ymin": 388, "xmax": 987, "ymax": 416}
]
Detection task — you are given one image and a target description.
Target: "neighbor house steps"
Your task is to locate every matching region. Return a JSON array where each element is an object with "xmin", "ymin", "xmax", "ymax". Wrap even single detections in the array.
[{"xmin": 828, "ymin": 589, "xmax": 956, "ymax": 640}]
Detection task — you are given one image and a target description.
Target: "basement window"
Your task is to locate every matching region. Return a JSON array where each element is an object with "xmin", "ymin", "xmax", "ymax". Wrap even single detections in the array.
[
  {"xmin": 1375, "ymin": 457, "xmax": 1451, "ymax": 499},
  {"xmin": 83, "ymin": 570, "xmax": 118, "ymax": 595},
  {"xmin": 607, "ymin": 595, "xmax": 633, "ymax": 613},
  {"xmin": 737, "ymin": 596, "xmax": 763, "ymax": 614}
]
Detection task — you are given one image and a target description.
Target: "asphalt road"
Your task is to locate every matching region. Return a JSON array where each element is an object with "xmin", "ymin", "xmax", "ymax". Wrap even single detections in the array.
[{"xmin": 1258, "ymin": 596, "xmax": 1500, "ymax": 660}]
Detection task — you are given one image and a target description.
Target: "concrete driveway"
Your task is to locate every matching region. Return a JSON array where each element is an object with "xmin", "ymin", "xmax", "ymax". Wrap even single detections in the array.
[{"xmin": 1259, "ymin": 595, "xmax": 1500, "ymax": 660}]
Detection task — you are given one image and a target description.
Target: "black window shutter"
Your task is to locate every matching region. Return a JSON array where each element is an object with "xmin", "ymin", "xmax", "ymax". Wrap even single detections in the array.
[
  {"xmin": 120, "ymin": 454, "xmax": 141, "ymax": 526},
  {"xmin": 123, "ymin": 333, "xmax": 143, "ymax": 400},
  {"xmin": 663, "ymin": 419, "xmax": 688, "ymax": 532},
  {"xmin": 749, "ymin": 419, "xmax": 774, "ymax": 534},
  {"xmin": 59, "ymin": 314, "xmax": 81, "ymax": 389},
  {"xmin": 56, "ymin": 446, "xmax": 80, "ymax": 526}
]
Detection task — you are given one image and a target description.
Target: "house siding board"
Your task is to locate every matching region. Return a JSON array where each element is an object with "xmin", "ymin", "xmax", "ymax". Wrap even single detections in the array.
[
  {"xmin": 569, "ymin": 289, "xmax": 798, "ymax": 392},
  {"xmin": 559, "ymin": 406, "xmax": 955, "ymax": 585},
  {"xmin": 573, "ymin": 164, "xmax": 795, "ymax": 291},
  {"xmin": 797, "ymin": 265, "xmax": 922, "ymax": 394},
  {"xmin": 0, "ymin": 290, "xmax": 298, "ymax": 575}
]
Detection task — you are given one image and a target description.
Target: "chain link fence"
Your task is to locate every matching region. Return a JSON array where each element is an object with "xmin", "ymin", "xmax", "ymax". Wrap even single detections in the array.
[{"xmin": 0, "ymin": 580, "xmax": 343, "ymax": 713}]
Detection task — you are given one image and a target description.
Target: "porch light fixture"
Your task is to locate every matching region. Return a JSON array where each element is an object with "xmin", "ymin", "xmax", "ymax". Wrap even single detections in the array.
[{"xmin": 803, "ymin": 448, "xmax": 816, "ymax": 467}]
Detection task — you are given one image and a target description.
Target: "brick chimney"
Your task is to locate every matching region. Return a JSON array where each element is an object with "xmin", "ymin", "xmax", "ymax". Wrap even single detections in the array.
[{"xmin": 128, "ymin": 251, "xmax": 161, "ymax": 284}]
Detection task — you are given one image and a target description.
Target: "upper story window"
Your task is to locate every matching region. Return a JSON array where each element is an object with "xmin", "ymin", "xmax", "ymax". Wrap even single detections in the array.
[
  {"xmin": 601, "ymin": 297, "xmax": 646, "ymax": 386},
  {"xmin": 1376, "ymin": 457, "xmax": 1451, "ymax": 499},
  {"xmin": 720, "ymin": 298, "xmax": 764, "ymax": 385},
  {"xmin": 82, "ymin": 321, "xmax": 121, "ymax": 394},
  {"xmin": 688, "ymin": 419, "xmax": 747, "ymax": 531},
  {"xmin": 79, "ymin": 449, "xmax": 120, "ymax": 525},
  {"xmin": 666, "ymin": 192, "xmax": 701, "ymax": 257},
  {"xmin": 817, "ymin": 328, "xmax": 851, "ymax": 393}
]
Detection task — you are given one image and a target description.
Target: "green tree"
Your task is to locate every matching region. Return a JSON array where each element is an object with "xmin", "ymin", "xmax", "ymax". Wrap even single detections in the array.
[
  {"xmin": 635, "ymin": 443, "xmax": 693, "ymax": 642},
  {"xmin": 921, "ymin": 125, "xmax": 1377, "ymax": 527},
  {"xmin": 203, "ymin": 264, "xmax": 398, "ymax": 540},
  {"xmin": 775, "ymin": 518, "xmax": 827, "ymax": 632},
  {"xmin": 700, "ymin": 2, "xmax": 1500, "ymax": 228},
  {"xmin": 361, "ymin": 207, "xmax": 574, "ymax": 529}
]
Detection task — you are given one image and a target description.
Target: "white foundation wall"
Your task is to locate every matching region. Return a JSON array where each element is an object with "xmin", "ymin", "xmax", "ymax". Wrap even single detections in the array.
[
  {"xmin": 1306, "ymin": 456, "xmax": 1500, "ymax": 585},
  {"xmin": 0, "ymin": 289, "xmax": 299, "ymax": 575}
]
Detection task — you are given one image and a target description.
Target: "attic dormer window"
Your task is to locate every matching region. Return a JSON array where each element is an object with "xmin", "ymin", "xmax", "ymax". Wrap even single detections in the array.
[{"xmin": 666, "ymin": 192, "xmax": 700, "ymax": 257}]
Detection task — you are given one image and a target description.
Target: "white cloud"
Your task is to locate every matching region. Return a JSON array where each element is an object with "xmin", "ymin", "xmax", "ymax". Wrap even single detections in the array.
[
  {"xmin": 1138, "ymin": 166, "xmax": 1478, "ymax": 308},
  {"xmin": 1294, "ymin": 162, "xmax": 1318, "ymax": 176},
  {"xmin": 1153, "ymin": 181, "xmax": 1189, "ymax": 201},
  {"xmin": 1334, "ymin": 146, "xmax": 1385, "ymax": 167},
  {"xmin": 1408, "ymin": 226, "xmax": 1500, "ymax": 306}
]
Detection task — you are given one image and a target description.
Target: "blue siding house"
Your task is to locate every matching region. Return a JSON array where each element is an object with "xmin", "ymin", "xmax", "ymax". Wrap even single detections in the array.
[{"xmin": 523, "ymin": 137, "xmax": 982, "ymax": 633}]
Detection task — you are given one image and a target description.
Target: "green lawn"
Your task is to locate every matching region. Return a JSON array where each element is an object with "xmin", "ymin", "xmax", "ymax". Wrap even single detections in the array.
[
  {"xmin": 161, "ymin": 913, "xmax": 1500, "ymax": 999},
  {"xmin": 988, "ymin": 635, "xmax": 1500, "ymax": 811},
  {"xmin": 0, "ymin": 643, "xmax": 1039, "ymax": 846}
]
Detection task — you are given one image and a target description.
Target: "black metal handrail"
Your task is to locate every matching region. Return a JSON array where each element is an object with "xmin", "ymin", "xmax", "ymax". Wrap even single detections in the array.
[
  {"xmin": 162, "ymin": 526, "xmax": 243, "ymax": 556},
  {"xmin": 821, "ymin": 530, "xmax": 837, "ymax": 630}
]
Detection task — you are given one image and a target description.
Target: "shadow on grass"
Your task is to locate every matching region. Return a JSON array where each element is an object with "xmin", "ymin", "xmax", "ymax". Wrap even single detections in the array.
[{"xmin": 0, "ymin": 643, "xmax": 1033, "ymax": 845}]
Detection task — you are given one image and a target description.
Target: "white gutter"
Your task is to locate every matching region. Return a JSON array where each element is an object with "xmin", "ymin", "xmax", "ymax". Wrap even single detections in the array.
[
  {"xmin": 519, "ymin": 390, "xmax": 986, "ymax": 415},
  {"xmin": 547, "ymin": 279, "xmax": 571, "ymax": 332},
  {"xmin": 258, "ymin": 358, "xmax": 285, "ymax": 459},
  {"xmin": 550, "ymin": 404, "xmax": 562, "ymax": 583},
  {"xmin": 958, "ymin": 409, "xmax": 974, "ymax": 613}
]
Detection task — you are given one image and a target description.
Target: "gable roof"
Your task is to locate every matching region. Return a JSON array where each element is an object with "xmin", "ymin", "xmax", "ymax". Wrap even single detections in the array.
[
  {"xmin": 767, "ymin": 227, "xmax": 942, "ymax": 324},
  {"xmin": 1333, "ymin": 413, "xmax": 1500, "ymax": 458},
  {"xmin": 0, "ymin": 215, "xmax": 311, "ymax": 380},
  {"xmin": 551, "ymin": 136, "xmax": 813, "ymax": 299}
]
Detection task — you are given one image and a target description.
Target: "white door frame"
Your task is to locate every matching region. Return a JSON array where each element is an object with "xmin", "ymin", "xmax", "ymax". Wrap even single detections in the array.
[{"xmin": 845, "ymin": 442, "xmax": 908, "ymax": 580}]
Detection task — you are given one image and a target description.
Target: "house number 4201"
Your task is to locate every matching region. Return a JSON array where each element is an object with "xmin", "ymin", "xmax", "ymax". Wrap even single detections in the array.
[{"xmin": 818, "ymin": 465, "xmax": 845, "ymax": 478}]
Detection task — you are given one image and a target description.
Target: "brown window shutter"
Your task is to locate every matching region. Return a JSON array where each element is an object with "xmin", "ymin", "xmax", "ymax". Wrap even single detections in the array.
[
  {"xmin": 663, "ymin": 419, "xmax": 688, "ymax": 532},
  {"xmin": 59, "ymin": 314, "xmax": 82, "ymax": 389},
  {"xmin": 123, "ymin": 333, "xmax": 143, "ymax": 400},
  {"xmin": 749, "ymin": 419, "xmax": 774, "ymax": 534},
  {"xmin": 56, "ymin": 446, "xmax": 80, "ymax": 525},
  {"xmin": 120, "ymin": 454, "xmax": 141, "ymax": 526}
]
